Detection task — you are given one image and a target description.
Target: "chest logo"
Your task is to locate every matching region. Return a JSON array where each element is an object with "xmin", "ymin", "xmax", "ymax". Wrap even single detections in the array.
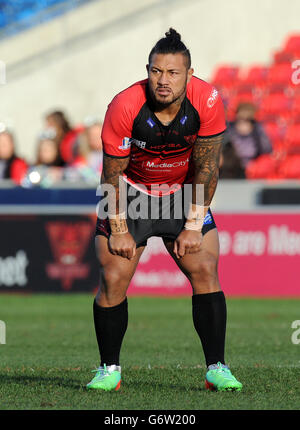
[
  {"xmin": 147, "ymin": 117, "xmax": 156, "ymax": 128},
  {"xmin": 180, "ymin": 115, "xmax": 188, "ymax": 125}
]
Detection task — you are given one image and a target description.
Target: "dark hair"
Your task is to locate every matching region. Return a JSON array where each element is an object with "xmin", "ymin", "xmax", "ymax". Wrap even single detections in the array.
[
  {"xmin": 148, "ymin": 28, "xmax": 191, "ymax": 68},
  {"xmin": 46, "ymin": 111, "xmax": 72, "ymax": 134}
]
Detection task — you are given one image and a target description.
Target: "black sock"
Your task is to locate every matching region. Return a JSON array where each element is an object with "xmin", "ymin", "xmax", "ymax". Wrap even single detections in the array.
[
  {"xmin": 192, "ymin": 291, "xmax": 227, "ymax": 367},
  {"xmin": 93, "ymin": 297, "xmax": 128, "ymax": 366}
]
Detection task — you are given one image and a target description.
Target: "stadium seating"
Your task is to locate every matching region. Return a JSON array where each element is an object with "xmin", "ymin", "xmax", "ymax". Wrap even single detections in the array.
[
  {"xmin": 210, "ymin": 33, "xmax": 300, "ymax": 179},
  {"xmin": 245, "ymin": 154, "xmax": 279, "ymax": 180},
  {"xmin": 284, "ymin": 34, "xmax": 300, "ymax": 53},
  {"xmin": 285, "ymin": 124, "xmax": 300, "ymax": 152},
  {"xmin": 277, "ymin": 154, "xmax": 300, "ymax": 179},
  {"xmin": 211, "ymin": 65, "xmax": 240, "ymax": 87}
]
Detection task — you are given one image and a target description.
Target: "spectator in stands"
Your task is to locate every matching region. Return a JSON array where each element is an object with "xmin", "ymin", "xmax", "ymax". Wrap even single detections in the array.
[
  {"xmin": 219, "ymin": 140, "xmax": 245, "ymax": 179},
  {"xmin": 69, "ymin": 117, "xmax": 103, "ymax": 183},
  {"xmin": 23, "ymin": 129, "xmax": 65, "ymax": 187},
  {"xmin": 72, "ymin": 117, "xmax": 103, "ymax": 171},
  {"xmin": 0, "ymin": 126, "xmax": 27, "ymax": 184},
  {"xmin": 226, "ymin": 102, "xmax": 272, "ymax": 169},
  {"xmin": 36, "ymin": 129, "xmax": 65, "ymax": 168},
  {"xmin": 45, "ymin": 110, "xmax": 83, "ymax": 164}
]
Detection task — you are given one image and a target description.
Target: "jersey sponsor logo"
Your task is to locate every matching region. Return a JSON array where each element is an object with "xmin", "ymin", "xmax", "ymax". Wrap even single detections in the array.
[
  {"xmin": 119, "ymin": 137, "xmax": 131, "ymax": 150},
  {"xmin": 147, "ymin": 117, "xmax": 156, "ymax": 128},
  {"xmin": 207, "ymin": 88, "xmax": 219, "ymax": 108},
  {"xmin": 131, "ymin": 138, "xmax": 147, "ymax": 149},
  {"xmin": 180, "ymin": 115, "xmax": 188, "ymax": 125},
  {"xmin": 145, "ymin": 157, "xmax": 189, "ymax": 169}
]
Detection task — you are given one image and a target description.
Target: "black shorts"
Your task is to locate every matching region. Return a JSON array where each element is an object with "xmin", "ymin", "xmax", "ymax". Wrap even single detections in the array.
[{"xmin": 95, "ymin": 184, "xmax": 217, "ymax": 248}]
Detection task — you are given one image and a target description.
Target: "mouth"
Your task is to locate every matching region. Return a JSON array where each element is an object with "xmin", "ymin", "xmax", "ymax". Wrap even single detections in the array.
[{"xmin": 156, "ymin": 87, "xmax": 172, "ymax": 96}]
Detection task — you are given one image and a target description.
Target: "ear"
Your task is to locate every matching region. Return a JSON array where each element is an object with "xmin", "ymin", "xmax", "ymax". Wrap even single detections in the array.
[
  {"xmin": 187, "ymin": 68, "xmax": 194, "ymax": 83},
  {"xmin": 146, "ymin": 64, "xmax": 150, "ymax": 74}
]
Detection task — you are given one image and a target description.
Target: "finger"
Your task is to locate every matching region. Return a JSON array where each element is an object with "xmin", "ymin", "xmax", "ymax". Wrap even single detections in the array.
[
  {"xmin": 129, "ymin": 244, "xmax": 136, "ymax": 260},
  {"xmin": 178, "ymin": 241, "xmax": 186, "ymax": 258},
  {"xmin": 122, "ymin": 246, "xmax": 133, "ymax": 259},
  {"xmin": 173, "ymin": 241, "xmax": 179, "ymax": 259},
  {"xmin": 120, "ymin": 251, "xmax": 128, "ymax": 259}
]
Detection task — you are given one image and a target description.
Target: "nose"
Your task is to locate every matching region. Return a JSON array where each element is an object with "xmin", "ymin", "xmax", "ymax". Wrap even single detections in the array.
[{"xmin": 157, "ymin": 71, "xmax": 169, "ymax": 86}]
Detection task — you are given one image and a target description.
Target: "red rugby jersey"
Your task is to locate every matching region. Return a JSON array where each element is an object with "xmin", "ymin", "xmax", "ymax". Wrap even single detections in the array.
[{"xmin": 101, "ymin": 76, "xmax": 226, "ymax": 196}]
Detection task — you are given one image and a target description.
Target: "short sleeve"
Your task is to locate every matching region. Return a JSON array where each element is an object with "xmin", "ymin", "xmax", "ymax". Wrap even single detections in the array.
[
  {"xmin": 101, "ymin": 94, "xmax": 133, "ymax": 158},
  {"xmin": 197, "ymin": 87, "xmax": 226, "ymax": 137}
]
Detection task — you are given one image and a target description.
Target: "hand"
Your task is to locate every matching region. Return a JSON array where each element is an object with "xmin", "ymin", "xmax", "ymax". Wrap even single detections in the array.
[
  {"xmin": 108, "ymin": 232, "xmax": 136, "ymax": 260},
  {"xmin": 173, "ymin": 230, "xmax": 203, "ymax": 259}
]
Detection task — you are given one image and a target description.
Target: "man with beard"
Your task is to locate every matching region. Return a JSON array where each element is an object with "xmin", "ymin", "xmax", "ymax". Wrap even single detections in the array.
[{"xmin": 87, "ymin": 29, "xmax": 242, "ymax": 392}]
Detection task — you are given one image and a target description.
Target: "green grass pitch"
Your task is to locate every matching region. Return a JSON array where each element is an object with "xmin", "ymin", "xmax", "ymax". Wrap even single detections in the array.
[{"xmin": 0, "ymin": 294, "xmax": 300, "ymax": 410}]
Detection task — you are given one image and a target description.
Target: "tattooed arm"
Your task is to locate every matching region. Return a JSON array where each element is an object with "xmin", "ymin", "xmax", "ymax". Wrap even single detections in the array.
[
  {"xmin": 173, "ymin": 133, "xmax": 224, "ymax": 258},
  {"xmin": 191, "ymin": 133, "xmax": 224, "ymax": 207},
  {"xmin": 102, "ymin": 154, "xmax": 136, "ymax": 259},
  {"xmin": 102, "ymin": 154, "xmax": 129, "ymax": 217}
]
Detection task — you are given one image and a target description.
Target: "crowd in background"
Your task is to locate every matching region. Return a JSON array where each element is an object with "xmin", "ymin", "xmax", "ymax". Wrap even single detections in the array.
[
  {"xmin": 0, "ymin": 111, "xmax": 103, "ymax": 186},
  {"xmin": 0, "ymin": 100, "xmax": 273, "ymax": 186}
]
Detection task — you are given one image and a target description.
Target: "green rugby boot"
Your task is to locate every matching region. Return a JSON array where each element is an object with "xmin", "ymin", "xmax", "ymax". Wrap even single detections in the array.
[
  {"xmin": 205, "ymin": 362, "xmax": 242, "ymax": 392},
  {"xmin": 86, "ymin": 364, "xmax": 121, "ymax": 391}
]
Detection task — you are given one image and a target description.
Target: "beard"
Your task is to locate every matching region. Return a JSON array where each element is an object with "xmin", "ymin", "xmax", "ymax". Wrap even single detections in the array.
[{"xmin": 149, "ymin": 81, "xmax": 188, "ymax": 108}]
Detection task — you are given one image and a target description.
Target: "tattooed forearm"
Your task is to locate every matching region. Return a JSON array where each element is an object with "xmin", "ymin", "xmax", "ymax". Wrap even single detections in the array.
[
  {"xmin": 192, "ymin": 133, "xmax": 224, "ymax": 206},
  {"xmin": 103, "ymin": 155, "xmax": 129, "ymax": 214}
]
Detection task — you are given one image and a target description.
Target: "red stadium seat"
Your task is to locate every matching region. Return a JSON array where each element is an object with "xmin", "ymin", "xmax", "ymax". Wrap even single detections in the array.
[
  {"xmin": 273, "ymin": 50, "xmax": 293, "ymax": 64},
  {"xmin": 284, "ymin": 34, "xmax": 300, "ymax": 53},
  {"xmin": 266, "ymin": 64, "xmax": 294, "ymax": 93},
  {"xmin": 257, "ymin": 93, "xmax": 291, "ymax": 121},
  {"xmin": 288, "ymin": 97, "xmax": 300, "ymax": 123},
  {"xmin": 263, "ymin": 121, "xmax": 285, "ymax": 143},
  {"xmin": 278, "ymin": 154, "xmax": 300, "ymax": 178},
  {"xmin": 291, "ymin": 96, "xmax": 300, "ymax": 114},
  {"xmin": 243, "ymin": 65, "xmax": 269, "ymax": 84},
  {"xmin": 285, "ymin": 124, "xmax": 300, "ymax": 152},
  {"xmin": 245, "ymin": 154, "xmax": 279, "ymax": 179},
  {"xmin": 211, "ymin": 65, "xmax": 240, "ymax": 84},
  {"xmin": 273, "ymin": 49, "xmax": 300, "ymax": 65},
  {"xmin": 211, "ymin": 66, "xmax": 240, "ymax": 98}
]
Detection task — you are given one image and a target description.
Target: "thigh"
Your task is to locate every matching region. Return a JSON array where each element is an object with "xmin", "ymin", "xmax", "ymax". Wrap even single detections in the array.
[
  {"xmin": 163, "ymin": 228, "xmax": 220, "ymax": 289},
  {"xmin": 95, "ymin": 235, "xmax": 145, "ymax": 305}
]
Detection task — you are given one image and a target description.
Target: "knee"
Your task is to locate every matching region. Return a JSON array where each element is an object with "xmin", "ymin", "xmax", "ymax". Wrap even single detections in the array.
[
  {"xmin": 189, "ymin": 255, "xmax": 219, "ymax": 290},
  {"xmin": 101, "ymin": 267, "xmax": 128, "ymax": 289},
  {"xmin": 96, "ymin": 266, "xmax": 130, "ymax": 306}
]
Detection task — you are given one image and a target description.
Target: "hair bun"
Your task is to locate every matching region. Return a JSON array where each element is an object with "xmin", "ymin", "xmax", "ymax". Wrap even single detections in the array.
[{"xmin": 165, "ymin": 28, "xmax": 181, "ymax": 41}]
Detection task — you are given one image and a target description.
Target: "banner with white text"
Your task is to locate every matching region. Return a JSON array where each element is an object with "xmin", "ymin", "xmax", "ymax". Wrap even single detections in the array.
[{"xmin": 128, "ymin": 213, "xmax": 300, "ymax": 297}]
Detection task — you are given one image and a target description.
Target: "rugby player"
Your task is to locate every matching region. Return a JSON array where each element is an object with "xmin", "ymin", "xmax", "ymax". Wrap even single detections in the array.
[{"xmin": 87, "ymin": 29, "xmax": 242, "ymax": 392}]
